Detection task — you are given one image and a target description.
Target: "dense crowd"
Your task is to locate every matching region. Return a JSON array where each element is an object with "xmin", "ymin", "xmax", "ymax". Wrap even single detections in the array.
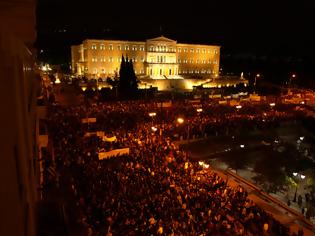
[{"xmin": 47, "ymin": 100, "xmax": 302, "ymax": 235}]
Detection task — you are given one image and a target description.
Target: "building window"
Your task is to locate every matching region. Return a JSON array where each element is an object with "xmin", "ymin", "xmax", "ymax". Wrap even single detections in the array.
[
  {"xmin": 214, "ymin": 49, "xmax": 218, "ymax": 54},
  {"xmin": 93, "ymin": 68, "xmax": 97, "ymax": 74},
  {"xmin": 100, "ymin": 44, "xmax": 105, "ymax": 50},
  {"xmin": 208, "ymin": 59, "xmax": 211, "ymax": 64},
  {"xmin": 141, "ymin": 57, "xmax": 144, "ymax": 62},
  {"xmin": 150, "ymin": 46, "xmax": 154, "ymax": 51},
  {"xmin": 118, "ymin": 45, "xmax": 121, "ymax": 50},
  {"xmin": 208, "ymin": 49, "xmax": 211, "ymax": 53},
  {"xmin": 184, "ymin": 48, "xmax": 188, "ymax": 53},
  {"xmin": 140, "ymin": 46, "xmax": 144, "ymax": 51},
  {"xmin": 109, "ymin": 57, "xmax": 113, "ymax": 62},
  {"xmin": 92, "ymin": 57, "xmax": 97, "ymax": 62},
  {"xmin": 125, "ymin": 45, "xmax": 129, "ymax": 50},
  {"xmin": 196, "ymin": 48, "xmax": 200, "ymax": 53},
  {"xmin": 196, "ymin": 59, "xmax": 199, "ymax": 64},
  {"xmin": 190, "ymin": 48, "xmax": 194, "ymax": 53},
  {"xmin": 213, "ymin": 60, "xmax": 217, "ymax": 64},
  {"xmin": 178, "ymin": 48, "xmax": 181, "ymax": 53},
  {"xmin": 202, "ymin": 60, "xmax": 206, "ymax": 64},
  {"xmin": 133, "ymin": 57, "xmax": 137, "ymax": 62},
  {"xmin": 101, "ymin": 68, "xmax": 105, "ymax": 73},
  {"xmin": 190, "ymin": 59, "xmax": 193, "ymax": 64},
  {"xmin": 132, "ymin": 45, "xmax": 137, "ymax": 51},
  {"xmin": 109, "ymin": 44, "xmax": 113, "ymax": 50},
  {"xmin": 140, "ymin": 69, "xmax": 144, "ymax": 74},
  {"xmin": 202, "ymin": 48, "xmax": 206, "ymax": 53},
  {"xmin": 178, "ymin": 58, "xmax": 181, "ymax": 63},
  {"xmin": 91, "ymin": 44, "xmax": 97, "ymax": 50}
]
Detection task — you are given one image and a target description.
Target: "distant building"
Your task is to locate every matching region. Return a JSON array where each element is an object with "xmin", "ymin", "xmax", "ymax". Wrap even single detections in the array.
[{"xmin": 71, "ymin": 36, "xmax": 220, "ymax": 79}]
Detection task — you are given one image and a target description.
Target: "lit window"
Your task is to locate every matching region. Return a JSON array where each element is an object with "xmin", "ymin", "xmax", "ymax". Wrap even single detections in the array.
[
  {"xmin": 141, "ymin": 57, "xmax": 144, "ymax": 62},
  {"xmin": 100, "ymin": 44, "xmax": 105, "ymax": 50},
  {"xmin": 92, "ymin": 57, "xmax": 97, "ymax": 62},
  {"xmin": 203, "ymin": 60, "xmax": 206, "ymax": 64},
  {"xmin": 190, "ymin": 59, "xmax": 193, "ymax": 63},
  {"xmin": 190, "ymin": 48, "xmax": 194, "ymax": 53},
  {"xmin": 150, "ymin": 46, "xmax": 154, "ymax": 51},
  {"xmin": 178, "ymin": 48, "xmax": 181, "ymax": 52},
  {"xmin": 214, "ymin": 60, "xmax": 217, "ymax": 64},
  {"xmin": 132, "ymin": 45, "xmax": 137, "ymax": 51},
  {"xmin": 178, "ymin": 58, "xmax": 181, "ymax": 63},
  {"xmin": 196, "ymin": 48, "xmax": 200, "ymax": 53},
  {"xmin": 140, "ymin": 46, "xmax": 144, "ymax": 51},
  {"xmin": 140, "ymin": 69, "xmax": 144, "ymax": 74},
  {"xmin": 125, "ymin": 45, "xmax": 129, "ymax": 50},
  {"xmin": 93, "ymin": 68, "xmax": 97, "ymax": 73},
  {"xmin": 208, "ymin": 49, "xmax": 211, "ymax": 53},
  {"xmin": 109, "ymin": 57, "xmax": 113, "ymax": 62},
  {"xmin": 214, "ymin": 49, "xmax": 218, "ymax": 54},
  {"xmin": 134, "ymin": 57, "xmax": 137, "ymax": 62},
  {"xmin": 102, "ymin": 68, "xmax": 105, "ymax": 73},
  {"xmin": 109, "ymin": 44, "xmax": 113, "ymax": 50},
  {"xmin": 202, "ymin": 48, "xmax": 206, "ymax": 53},
  {"xmin": 118, "ymin": 45, "xmax": 121, "ymax": 50},
  {"xmin": 91, "ymin": 44, "xmax": 97, "ymax": 50},
  {"xmin": 183, "ymin": 48, "xmax": 188, "ymax": 53},
  {"xmin": 208, "ymin": 60, "xmax": 211, "ymax": 64},
  {"xmin": 196, "ymin": 59, "xmax": 199, "ymax": 64}
]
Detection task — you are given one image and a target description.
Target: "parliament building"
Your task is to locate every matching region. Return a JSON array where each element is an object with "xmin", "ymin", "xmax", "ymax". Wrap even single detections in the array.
[{"xmin": 71, "ymin": 36, "xmax": 220, "ymax": 80}]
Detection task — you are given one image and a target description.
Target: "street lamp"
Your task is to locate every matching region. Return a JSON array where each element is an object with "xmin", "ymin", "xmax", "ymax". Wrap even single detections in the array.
[
  {"xmin": 177, "ymin": 117, "xmax": 184, "ymax": 124},
  {"xmin": 292, "ymin": 172, "xmax": 306, "ymax": 202},
  {"xmin": 149, "ymin": 112, "xmax": 156, "ymax": 117},
  {"xmin": 254, "ymin": 73, "xmax": 260, "ymax": 93}
]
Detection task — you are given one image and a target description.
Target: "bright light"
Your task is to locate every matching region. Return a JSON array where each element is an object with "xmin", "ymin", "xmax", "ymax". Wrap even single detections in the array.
[
  {"xmin": 269, "ymin": 103, "xmax": 276, "ymax": 107},
  {"xmin": 98, "ymin": 86, "xmax": 102, "ymax": 90},
  {"xmin": 55, "ymin": 78, "xmax": 61, "ymax": 84},
  {"xmin": 196, "ymin": 108, "xmax": 203, "ymax": 113},
  {"xmin": 301, "ymin": 175, "xmax": 306, "ymax": 179},
  {"xmin": 177, "ymin": 118, "xmax": 184, "ymax": 124},
  {"xmin": 299, "ymin": 136, "xmax": 304, "ymax": 141},
  {"xmin": 236, "ymin": 105, "xmax": 242, "ymax": 109},
  {"xmin": 151, "ymin": 127, "xmax": 157, "ymax": 132},
  {"xmin": 198, "ymin": 161, "xmax": 204, "ymax": 166},
  {"xmin": 263, "ymin": 112, "xmax": 267, "ymax": 116},
  {"xmin": 292, "ymin": 74, "xmax": 296, "ymax": 78},
  {"xmin": 149, "ymin": 112, "xmax": 156, "ymax": 117},
  {"xmin": 300, "ymin": 101, "xmax": 305, "ymax": 105},
  {"xmin": 256, "ymin": 73, "xmax": 260, "ymax": 77},
  {"xmin": 240, "ymin": 144, "xmax": 245, "ymax": 148},
  {"xmin": 204, "ymin": 164, "xmax": 209, "ymax": 168},
  {"xmin": 82, "ymin": 87, "xmax": 87, "ymax": 91},
  {"xmin": 293, "ymin": 172, "xmax": 298, "ymax": 176}
]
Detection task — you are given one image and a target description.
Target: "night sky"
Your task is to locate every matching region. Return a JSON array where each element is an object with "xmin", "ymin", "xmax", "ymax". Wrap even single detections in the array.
[{"xmin": 36, "ymin": 0, "xmax": 315, "ymax": 80}]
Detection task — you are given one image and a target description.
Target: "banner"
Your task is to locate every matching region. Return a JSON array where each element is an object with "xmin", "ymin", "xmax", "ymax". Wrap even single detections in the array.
[
  {"xmin": 81, "ymin": 117, "xmax": 97, "ymax": 124},
  {"xmin": 102, "ymin": 135, "xmax": 117, "ymax": 142},
  {"xmin": 98, "ymin": 148, "xmax": 130, "ymax": 160}
]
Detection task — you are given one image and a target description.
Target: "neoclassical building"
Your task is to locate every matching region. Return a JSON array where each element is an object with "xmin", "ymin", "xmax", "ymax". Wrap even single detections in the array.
[{"xmin": 71, "ymin": 36, "xmax": 220, "ymax": 80}]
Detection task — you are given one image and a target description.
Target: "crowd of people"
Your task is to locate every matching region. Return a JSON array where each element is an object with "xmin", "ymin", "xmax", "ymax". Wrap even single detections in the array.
[{"xmin": 47, "ymin": 99, "xmax": 303, "ymax": 235}]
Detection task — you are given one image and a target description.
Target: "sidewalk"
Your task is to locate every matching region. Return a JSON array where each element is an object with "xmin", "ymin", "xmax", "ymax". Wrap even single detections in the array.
[{"xmin": 213, "ymin": 168, "xmax": 315, "ymax": 236}]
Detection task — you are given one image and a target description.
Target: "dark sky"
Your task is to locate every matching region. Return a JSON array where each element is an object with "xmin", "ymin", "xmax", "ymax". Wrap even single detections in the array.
[{"xmin": 36, "ymin": 0, "xmax": 315, "ymax": 62}]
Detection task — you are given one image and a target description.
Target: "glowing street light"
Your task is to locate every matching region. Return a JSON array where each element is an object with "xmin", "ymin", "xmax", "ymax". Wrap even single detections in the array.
[
  {"xmin": 299, "ymin": 136, "xmax": 305, "ymax": 141},
  {"xmin": 269, "ymin": 103, "xmax": 276, "ymax": 107},
  {"xmin": 236, "ymin": 105, "xmax": 242, "ymax": 109},
  {"xmin": 82, "ymin": 87, "xmax": 87, "ymax": 91},
  {"xmin": 151, "ymin": 126, "xmax": 157, "ymax": 132},
  {"xmin": 240, "ymin": 144, "xmax": 245, "ymax": 148},
  {"xmin": 301, "ymin": 175, "xmax": 306, "ymax": 179},
  {"xmin": 196, "ymin": 108, "xmax": 203, "ymax": 113},
  {"xmin": 177, "ymin": 118, "xmax": 184, "ymax": 124},
  {"xmin": 198, "ymin": 161, "xmax": 204, "ymax": 166},
  {"xmin": 148, "ymin": 112, "xmax": 156, "ymax": 117},
  {"xmin": 98, "ymin": 86, "xmax": 102, "ymax": 90},
  {"xmin": 293, "ymin": 172, "xmax": 298, "ymax": 176}
]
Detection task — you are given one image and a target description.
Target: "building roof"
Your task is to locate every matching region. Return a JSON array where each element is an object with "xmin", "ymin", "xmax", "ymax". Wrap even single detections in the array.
[{"xmin": 147, "ymin": 36, "xmax": 177, "ymax": 43}]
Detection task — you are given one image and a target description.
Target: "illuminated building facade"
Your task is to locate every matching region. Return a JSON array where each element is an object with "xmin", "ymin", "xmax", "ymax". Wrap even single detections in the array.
[{"xmin": 71, "ymin": 36, "xmax": 220, "ymax": 79}]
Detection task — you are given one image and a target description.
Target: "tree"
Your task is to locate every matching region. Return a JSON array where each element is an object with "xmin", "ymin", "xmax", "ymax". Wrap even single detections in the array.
[{"xmin": 118, "ymin": 55, "xmax": 139, "ymax": 99}]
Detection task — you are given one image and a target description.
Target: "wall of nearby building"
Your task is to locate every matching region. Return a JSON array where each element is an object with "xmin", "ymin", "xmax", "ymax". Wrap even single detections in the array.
[{"xmin": 0, "ymin": 0, "xmax": 38, "ymax": 235}]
